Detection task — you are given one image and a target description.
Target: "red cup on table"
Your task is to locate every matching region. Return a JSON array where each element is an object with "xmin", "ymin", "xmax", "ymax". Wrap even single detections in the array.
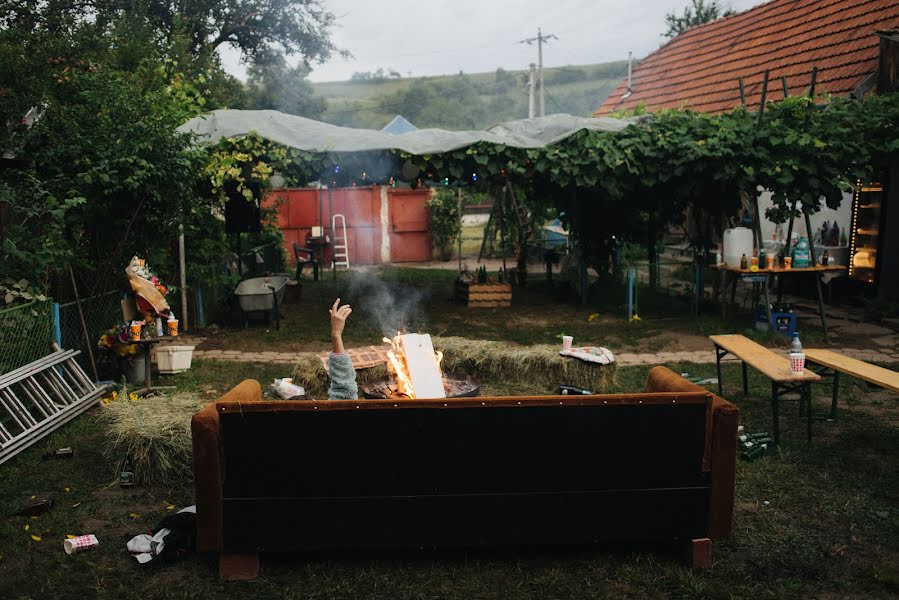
[{"xmin": 789, "ymin": 352, "xmax": 805, "ymax": 374}]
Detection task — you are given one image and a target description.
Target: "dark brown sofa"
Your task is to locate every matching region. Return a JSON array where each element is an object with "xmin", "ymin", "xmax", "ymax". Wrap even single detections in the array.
[{"xmin": 192, "ymin": 366, "xmax": 738, "ymax": 580}]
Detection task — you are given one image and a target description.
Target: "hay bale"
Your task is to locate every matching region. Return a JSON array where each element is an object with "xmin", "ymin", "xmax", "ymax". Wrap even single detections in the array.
[
  {"xmin": 292, "ymin": 337, "xmax": 616, "ymax": 397},
  {"xmin": 292, "ymin": 353, "xmax": 330, "ymax": 399},
  {"xmin": 436, "ymin": 337, "xmax": 616, "ymax": 393},
  {"xmin": 101, "ymin": 392, "xmax": 207, "ymax": 485}
]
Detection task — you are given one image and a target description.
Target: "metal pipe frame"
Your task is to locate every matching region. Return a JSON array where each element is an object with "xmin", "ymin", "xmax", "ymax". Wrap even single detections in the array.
[
  {"xmin": 715, "ymin": 344, "xmax": 815, "ymax": 445},
  {"xmin": 807, "ymin": 364, "xmax": 840, "ymax": 421}
]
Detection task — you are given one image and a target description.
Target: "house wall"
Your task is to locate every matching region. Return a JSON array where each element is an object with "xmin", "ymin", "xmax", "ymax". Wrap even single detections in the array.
[{"xmin": 756, "ymin": 189, "xmax": 853, "ymax": 246}]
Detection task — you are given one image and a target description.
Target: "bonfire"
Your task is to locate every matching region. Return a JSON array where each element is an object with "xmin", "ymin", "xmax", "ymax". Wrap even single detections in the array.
[{"xmin": 382, "ymin": 332, "xmax": 446, "ymax": 399}]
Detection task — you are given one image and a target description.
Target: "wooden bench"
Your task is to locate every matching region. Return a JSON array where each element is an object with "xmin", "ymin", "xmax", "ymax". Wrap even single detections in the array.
[
  {"xmin": 803, "ymin": 348, "xmax": 899, "ymax": 420},
  {"xmin": 710, "ymin": 334, "xmax": 821, "ymax": 444}
]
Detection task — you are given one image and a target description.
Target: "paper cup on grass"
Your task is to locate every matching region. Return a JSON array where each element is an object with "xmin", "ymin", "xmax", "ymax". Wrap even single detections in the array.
[
  {"xmin": 789, "ymin": 352, "xmax": 805, "ymax": 374},
  {"xmin": 166, "ymin": 319, "xmax": 178, "ymax": 337},
  {"xmin": 562, "ymin": 336, "xmax": 573, "ymax": 351},
  {"xmin": 64, "ymin": 534, "xmax": 99, "ymax": 555}
]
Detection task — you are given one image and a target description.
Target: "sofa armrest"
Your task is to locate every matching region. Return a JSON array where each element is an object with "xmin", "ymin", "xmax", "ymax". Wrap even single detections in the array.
[
  {"xmin": 192, "ymin": 379, "xmax": 263, "ymax": 552},
  {"xmin": 644, "ymin": 366, "xmax": 738, "ymax": 539},
  {"xmin": 707, "ymin": 395, "xmax": 738, "ymax": 538}
]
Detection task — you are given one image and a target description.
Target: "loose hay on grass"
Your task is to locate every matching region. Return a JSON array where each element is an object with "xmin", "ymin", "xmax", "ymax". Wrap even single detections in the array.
[
  {"xmin": 293, "ymin": 336, "xmax": 616, "ymax": 397},
  {"xmin": 101, "ymin": 392, "xmax": 207, "ymax": 485}
]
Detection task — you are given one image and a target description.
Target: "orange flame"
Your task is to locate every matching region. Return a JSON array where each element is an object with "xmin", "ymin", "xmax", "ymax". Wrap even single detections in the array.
[{"xmin": 382, "ymin": 332, "xmax": 443, "ymax": 399}]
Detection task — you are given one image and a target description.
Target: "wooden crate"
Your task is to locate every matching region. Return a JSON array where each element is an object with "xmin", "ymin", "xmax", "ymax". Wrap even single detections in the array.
[{"xmin": 455, "ymin": 281, "xmax": 512, "ymax": 308}]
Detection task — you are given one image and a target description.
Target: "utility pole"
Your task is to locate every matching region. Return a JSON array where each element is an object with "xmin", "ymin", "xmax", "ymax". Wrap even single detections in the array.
[
  {"xmin": 519, "ymin": 28, "xmax": 558, "ymax": 117},
  {"xmin": 528, "ymin": 63, "xmax": 536, "ymax": 118}
]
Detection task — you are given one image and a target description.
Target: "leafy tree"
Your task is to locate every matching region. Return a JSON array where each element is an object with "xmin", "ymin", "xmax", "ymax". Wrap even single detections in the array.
[
  {"xmin": 402, "ymin": 93, "xmax": 899, "ymax": 280},
  {"xmin": 663, "ymin": 0, "xmax": 735, "ymax": 38},
  {"xmin": 0, "ymin": 0, "xmax": 340, "ymax": 70},
  {"xmin": 0, "ymin": 62, "xmax": 202, "ymax": 296},
  {"xmin": 351, "ymin": 69, "xmax": 388, "ymax": 83}
]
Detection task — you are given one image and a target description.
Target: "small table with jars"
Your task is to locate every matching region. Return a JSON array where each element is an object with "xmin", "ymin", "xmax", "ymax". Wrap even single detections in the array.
[{"xmin": 710, "ymin": 263, "xmax": 847, "ymax": 337}]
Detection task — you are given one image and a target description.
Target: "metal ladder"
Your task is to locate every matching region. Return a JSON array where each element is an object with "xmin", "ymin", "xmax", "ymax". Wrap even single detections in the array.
[
  {"xmin": 0, "ymin": 348, "xmax": 108, "ymax": 465},
  {"xmin": 331, "ymin": 213, "xmax": 350, "ymax": 270}
]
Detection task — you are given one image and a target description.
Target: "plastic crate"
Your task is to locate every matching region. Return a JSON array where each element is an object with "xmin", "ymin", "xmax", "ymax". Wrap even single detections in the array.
[{"xmin": 771, "ymin": 312, "xmax": 797, "ymax": 337}]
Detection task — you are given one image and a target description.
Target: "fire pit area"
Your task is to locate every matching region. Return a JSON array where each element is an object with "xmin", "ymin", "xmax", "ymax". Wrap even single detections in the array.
[
  {"xmin": 344, "ymin": 331, "xmax": 483, "ymax": 399},
  {"xmin": 293, "ymin": 336, "xmax": 617, "ymax": 400},
  {"xmin": 362, "ymin": 373, "xmax": 480, "ymax": 399}
]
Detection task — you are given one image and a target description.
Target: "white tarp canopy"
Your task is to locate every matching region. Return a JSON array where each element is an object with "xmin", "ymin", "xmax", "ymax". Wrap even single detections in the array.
[{"xmin": 177, "ymin": 109, "xmax": 633, "ymax": 155}]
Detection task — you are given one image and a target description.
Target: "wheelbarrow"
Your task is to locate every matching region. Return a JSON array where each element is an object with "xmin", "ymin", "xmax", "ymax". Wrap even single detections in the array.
[{"xmin": 233, "ymin": 276, "xmax": 288, "ymax": 329}]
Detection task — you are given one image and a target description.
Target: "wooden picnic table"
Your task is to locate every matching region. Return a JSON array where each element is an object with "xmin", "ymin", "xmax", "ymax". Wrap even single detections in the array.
[
  {"xmin": 710, "ymin": 334, "xmax": 820, "ymax": 444},
  {"xmin": 804, "ymin": 348, "xmax": 899, "ymax": 420},
  {"xmin": 709, "ymin": 264, "xmax": 846, "ymax": 339}
]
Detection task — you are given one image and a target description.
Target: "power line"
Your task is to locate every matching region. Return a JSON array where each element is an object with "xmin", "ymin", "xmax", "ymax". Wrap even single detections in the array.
[
  {"xmin": 518, "ymin": 28, "xmax": 558, "ymax": 116},
  {"xmin": 544, "ymin": 88, "xmax": 567, "ymax": 114}
]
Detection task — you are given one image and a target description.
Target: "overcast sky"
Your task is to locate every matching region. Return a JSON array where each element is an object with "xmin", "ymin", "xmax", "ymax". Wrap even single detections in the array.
[{"xmin": 220, "ymin": 0, "xmax": 765, "ymax": 82}]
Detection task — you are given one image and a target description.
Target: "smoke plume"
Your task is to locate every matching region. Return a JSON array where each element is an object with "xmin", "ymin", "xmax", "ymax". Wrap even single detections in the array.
[{"xmin": 345, "ymin": 269, "xmax": 427, "ymax": 336}]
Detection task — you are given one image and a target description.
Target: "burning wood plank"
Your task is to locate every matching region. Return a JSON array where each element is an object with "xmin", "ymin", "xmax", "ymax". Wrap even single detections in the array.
[{"xmin": 399, "ymin": 334, "xmax": 446, "ymax": 399}]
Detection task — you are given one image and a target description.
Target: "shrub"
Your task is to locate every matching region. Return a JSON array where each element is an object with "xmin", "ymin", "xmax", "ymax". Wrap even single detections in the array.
[{"xmin": 426, "ymin": 188, "xmax": 462, "ymax": 261}]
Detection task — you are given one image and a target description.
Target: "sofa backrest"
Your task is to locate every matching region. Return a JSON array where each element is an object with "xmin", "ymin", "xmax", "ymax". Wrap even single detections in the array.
[
  {"xmin": 214, "ymin": 392, "xmax": 714, "ymax": 551},
  {"xmin": 219, "ymin": 392, "xmax": 710, "ymax": 497}
]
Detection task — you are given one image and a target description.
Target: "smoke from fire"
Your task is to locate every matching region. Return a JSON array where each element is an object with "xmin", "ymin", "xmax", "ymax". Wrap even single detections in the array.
[{"xmin": 345, "ymin": 269, "xmax": 427, "ymax": 336}]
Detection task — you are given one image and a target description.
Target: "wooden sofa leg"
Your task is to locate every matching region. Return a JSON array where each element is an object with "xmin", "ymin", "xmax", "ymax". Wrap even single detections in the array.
[
  {"xmin": 219, "ymin": 553, "xmax": 260, "ymax": 581},
  {"xmin": 688, "ymin": 538, "xmax": 712, "ymax": 570}
]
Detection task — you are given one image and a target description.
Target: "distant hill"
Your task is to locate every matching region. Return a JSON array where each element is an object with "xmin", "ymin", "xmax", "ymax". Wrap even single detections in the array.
[{"xmin": 311, "ymin": 61, "xmax": 629, "ymax": 131}]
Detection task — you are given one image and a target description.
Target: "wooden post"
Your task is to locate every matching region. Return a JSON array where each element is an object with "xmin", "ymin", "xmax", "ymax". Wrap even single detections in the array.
[
  {"xmin": 689, "ymin": 538, "xmax": 712, "ymax": 570},
  {"xmin": 499, "ymin": 184, "xmax": 508, "ymax": 277},
  {"xmin": 179, "ymin": 225, "xmax": 188, "ymax": 332},
  {"xmin": 219, "ymin": 553, "xmax": 259, "ymax": 581},
  {"xmin": 777, "ymin": 201, "xmax": 798, "ymax": 303},
  {"xmin": 457, "ymin": 188, "xmax": 463, "ymax": 273},
  {"xmin": 757, "ymin": 69, "xmax": 770, "ymax": 126},
  {"xmin": 804, "ymin": 211, "xmax": 829, "ymax": 339}
]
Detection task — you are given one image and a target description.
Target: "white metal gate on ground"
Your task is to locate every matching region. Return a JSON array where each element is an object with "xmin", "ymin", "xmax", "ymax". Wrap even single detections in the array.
[{"xmin": 0, "ymin": 349, "xmax": 108, "ymax": 465}]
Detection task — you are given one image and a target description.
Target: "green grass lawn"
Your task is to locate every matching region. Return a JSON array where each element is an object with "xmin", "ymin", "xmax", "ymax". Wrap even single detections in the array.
[
  {"xmin": 203, "ymin": 266, "xmax": 853, "ymax": 359},
  {"xmin": 1, "ymin": 357, "xmax": 896, "ymax": 599}
]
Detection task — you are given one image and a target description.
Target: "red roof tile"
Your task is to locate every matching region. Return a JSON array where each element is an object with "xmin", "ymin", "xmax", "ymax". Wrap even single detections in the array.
[{"xmin": 595, "ymin": 0, "xmax": 899, "ymax": 116}]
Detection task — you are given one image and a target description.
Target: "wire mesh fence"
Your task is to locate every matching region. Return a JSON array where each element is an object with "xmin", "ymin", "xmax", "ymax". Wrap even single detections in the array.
[
  {"xmin": 0, "ymin": 300, "xmax": 54, "ymax": 374},
  {"xmin": 238, "ymin": 241, "xmax": 286, "ymax": 277},
  {"xmin": 57, "ymin": 290, "xmax": 123, "ymax": 375}
]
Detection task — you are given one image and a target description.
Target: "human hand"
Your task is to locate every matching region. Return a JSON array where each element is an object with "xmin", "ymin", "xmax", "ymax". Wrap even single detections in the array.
[{"xmin": 329, "ymin": 298, "xmax": 352, "ymax": 352}]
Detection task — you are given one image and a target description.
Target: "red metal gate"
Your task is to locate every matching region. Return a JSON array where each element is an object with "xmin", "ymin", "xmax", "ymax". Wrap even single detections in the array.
[
  {"xmin": 266, "ymin": 186, "xmax": 432, "ymax": 266},
  {"xmin": 388, "ymin": 189, "xmax": 432, "ymax": 262},
  {"xmin": 266, "ymin": 187, "xmax": 383, "ymax": 265}
]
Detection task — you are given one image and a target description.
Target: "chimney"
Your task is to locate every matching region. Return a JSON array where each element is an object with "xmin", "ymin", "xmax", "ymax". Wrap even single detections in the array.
[{"xmin": 622, "ymin": 51, "xmax": 633, "ymax": 99}]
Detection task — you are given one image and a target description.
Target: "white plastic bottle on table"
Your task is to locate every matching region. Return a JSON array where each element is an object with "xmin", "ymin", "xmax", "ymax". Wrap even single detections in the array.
[{"xmin": 790, "ymin": 332, "xmax": 802, "ymax": 353}]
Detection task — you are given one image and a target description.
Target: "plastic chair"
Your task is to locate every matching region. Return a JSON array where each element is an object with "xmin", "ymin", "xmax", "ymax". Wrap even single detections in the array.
[{"xmin": 292, "ymin": 242, "xmax": 319, "ymax": 282}]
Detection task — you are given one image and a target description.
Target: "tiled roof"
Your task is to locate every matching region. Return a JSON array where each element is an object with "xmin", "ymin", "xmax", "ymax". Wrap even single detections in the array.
[{"xmin": 595, "ymin": 0, "xmax": 899, "ymax": 116}]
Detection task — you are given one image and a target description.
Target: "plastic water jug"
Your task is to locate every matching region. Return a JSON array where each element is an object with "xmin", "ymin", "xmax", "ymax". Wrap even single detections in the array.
[
  {"xmin": 792, "ymin": 236, "xmax": 811, "ymax": 268},
  {"xmin": 723, "ymin": 227, "xmax": 753, "ymax": 267}
]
